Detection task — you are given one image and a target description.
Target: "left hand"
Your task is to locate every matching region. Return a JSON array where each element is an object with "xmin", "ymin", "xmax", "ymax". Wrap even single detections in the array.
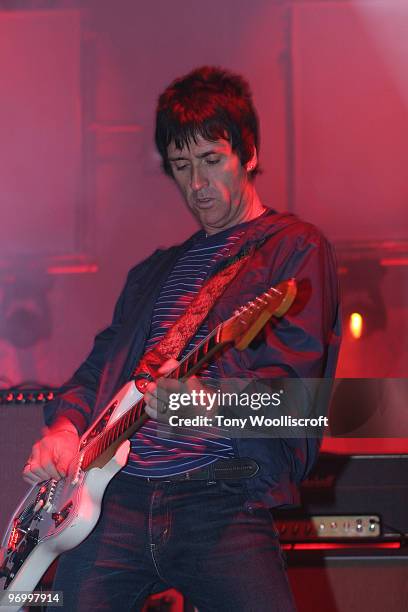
[{"xmin": 143, "ymin": 358, "xmax": 215, "ymax": 421}]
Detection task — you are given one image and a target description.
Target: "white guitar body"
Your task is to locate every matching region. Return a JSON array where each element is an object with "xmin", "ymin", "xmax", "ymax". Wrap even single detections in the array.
[{"xmin": 0, "ymin": 382, "xmax": 144, "ymax": 611}]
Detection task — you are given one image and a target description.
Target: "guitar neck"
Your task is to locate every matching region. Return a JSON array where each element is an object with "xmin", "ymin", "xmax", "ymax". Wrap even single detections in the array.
[{"xmin": 81, "ymin": 323, "xmax": 230, "ymax": 470}]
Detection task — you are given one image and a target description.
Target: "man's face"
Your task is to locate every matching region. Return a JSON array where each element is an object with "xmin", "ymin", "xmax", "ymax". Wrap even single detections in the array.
[{"xmin": 167, "ymin": 134, "xmax": 252, "ymax": 235}]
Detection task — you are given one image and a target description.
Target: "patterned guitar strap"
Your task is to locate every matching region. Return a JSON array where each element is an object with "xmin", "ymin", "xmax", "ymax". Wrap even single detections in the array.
[{"xmin": 132, "ymin": 240, "xmax": 261, "ymax": 392}]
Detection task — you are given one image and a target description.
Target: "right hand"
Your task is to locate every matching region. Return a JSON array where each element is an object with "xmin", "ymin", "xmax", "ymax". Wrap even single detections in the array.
[{"xmin": 23, "ymin": 420, "xmax": 80, "ymax": 485}]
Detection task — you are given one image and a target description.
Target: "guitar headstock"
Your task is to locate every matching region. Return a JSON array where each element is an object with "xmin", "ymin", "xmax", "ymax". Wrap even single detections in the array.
[{"xmin": 220, "ymin": 279, "xmax": 297, "ymax": 350}]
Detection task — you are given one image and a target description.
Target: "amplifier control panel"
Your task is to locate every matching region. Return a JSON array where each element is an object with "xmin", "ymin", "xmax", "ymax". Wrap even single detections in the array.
[{"xmin": 275, "ymin": 515, "xmax": 381, "ymax": 541}]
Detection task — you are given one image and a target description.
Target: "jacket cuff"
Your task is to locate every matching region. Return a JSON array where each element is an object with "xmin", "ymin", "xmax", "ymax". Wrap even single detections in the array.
[{"xmin": 44, "ymin": 407, "xmax": 88, "ymax": 436}]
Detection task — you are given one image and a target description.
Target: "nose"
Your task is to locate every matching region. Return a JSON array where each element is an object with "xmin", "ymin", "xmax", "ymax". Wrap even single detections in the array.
[{"xmin": 190, "ymin": 165, "xmax": 208, "ymax": 192}]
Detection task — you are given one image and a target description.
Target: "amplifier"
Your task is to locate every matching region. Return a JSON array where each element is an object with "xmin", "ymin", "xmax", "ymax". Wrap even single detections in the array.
[{"xmin": 274, "ymin": 453, "xmax": 408, "ymax": 541}]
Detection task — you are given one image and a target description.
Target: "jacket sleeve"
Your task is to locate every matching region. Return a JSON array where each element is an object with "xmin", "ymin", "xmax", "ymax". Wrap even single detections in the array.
[
  {"xmin": 241, "ymin": 226, "xmax": 340, "ymax": 379},
  {"xmin": 224, "ymin": 225, "xmax": 341, "ymax": 482},
  {"xmin": 261, "ymin": 228, "xmax": 340, "ymax": 481},
  {"xmin": 43, "ymin": 250, "xmax": 163, "ymax": 435}
]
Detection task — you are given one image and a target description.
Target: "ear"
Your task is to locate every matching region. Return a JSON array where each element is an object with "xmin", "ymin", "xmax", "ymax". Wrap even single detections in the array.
[{"xmin": 245, "ymin": 147, "xmax": 258, "ymax": 173}]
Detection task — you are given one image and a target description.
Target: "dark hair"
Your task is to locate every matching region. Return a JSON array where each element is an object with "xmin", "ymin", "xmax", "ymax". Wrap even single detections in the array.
[{"xmin": 155, "ymin": 66, "xmax": 260, "ymax": 178}]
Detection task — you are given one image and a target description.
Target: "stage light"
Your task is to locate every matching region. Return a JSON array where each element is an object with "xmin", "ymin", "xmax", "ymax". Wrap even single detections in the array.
[
  {"xmin": 344, "ymin": 299, "xmax": 385, "ymax": 340},
  {"xmin": 0, "ymin": 275, "xmax": 52, "ymax": 348},
  {"xmin": 349, "ymin": 312, "xmax": 363, "ymax": 339},
  {"xmin": 340, "ymin": 260, "xmax": 387, "ymax": 340}
]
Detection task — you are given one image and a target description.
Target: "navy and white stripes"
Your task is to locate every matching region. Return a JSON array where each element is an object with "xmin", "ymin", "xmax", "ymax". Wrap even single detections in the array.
[{"xmin": 121, "ymin": 227, "xmax": 244, "ymax": 478}]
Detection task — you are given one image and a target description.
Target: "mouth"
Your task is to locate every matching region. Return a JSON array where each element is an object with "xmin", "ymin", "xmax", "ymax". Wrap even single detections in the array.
[{"xmin": 195, "ymin": 198, "xmax": 214, "ymax": 209}]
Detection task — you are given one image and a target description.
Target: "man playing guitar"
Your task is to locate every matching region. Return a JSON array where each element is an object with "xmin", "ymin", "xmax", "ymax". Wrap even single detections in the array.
[{"xmin": 21, "ymin": 66, "xmax": 340, "ymax": 611}]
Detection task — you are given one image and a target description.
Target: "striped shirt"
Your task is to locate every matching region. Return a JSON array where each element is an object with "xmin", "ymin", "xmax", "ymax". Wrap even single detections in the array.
[{"xmin": 121, "ymin": 225, "xmax": 245, "ymax": 478}]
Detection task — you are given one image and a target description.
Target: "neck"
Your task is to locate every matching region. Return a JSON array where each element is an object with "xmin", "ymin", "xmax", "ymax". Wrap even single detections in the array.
[
  {"xmin": 205, "ymin": 185, "xmax": 266, "ymax": 236},
  {"xmin": 237, "ymin": 187, "xmax": 266, "ymax": 224}
]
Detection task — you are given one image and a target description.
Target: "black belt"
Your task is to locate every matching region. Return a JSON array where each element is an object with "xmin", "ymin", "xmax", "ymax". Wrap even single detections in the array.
[{"xmin": 145, "ymin": 458, "xmax": 260, "ymax": 483}]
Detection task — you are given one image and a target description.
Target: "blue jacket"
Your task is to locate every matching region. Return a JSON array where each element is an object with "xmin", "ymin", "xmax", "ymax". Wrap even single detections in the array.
[{"xmin": 44, "ymin": 209, "xmax": 341, "ymax": 507}]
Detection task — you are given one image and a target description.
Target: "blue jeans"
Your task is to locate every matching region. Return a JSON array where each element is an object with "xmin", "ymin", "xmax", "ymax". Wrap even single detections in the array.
[{"xmin": 49, "ymin": 473, "xmax": 296, "ymax": 611}]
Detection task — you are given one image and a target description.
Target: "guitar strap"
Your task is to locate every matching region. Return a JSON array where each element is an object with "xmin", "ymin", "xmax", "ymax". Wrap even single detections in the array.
[{"xmin": 132, "ymin": 239, "xmax": 261, "ymax": 390}]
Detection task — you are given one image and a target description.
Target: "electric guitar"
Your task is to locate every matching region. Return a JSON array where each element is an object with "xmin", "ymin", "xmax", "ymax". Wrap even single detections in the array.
[{"xmin": 0, "ymin": 279, "xmax": 296, "ymax": 610}]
